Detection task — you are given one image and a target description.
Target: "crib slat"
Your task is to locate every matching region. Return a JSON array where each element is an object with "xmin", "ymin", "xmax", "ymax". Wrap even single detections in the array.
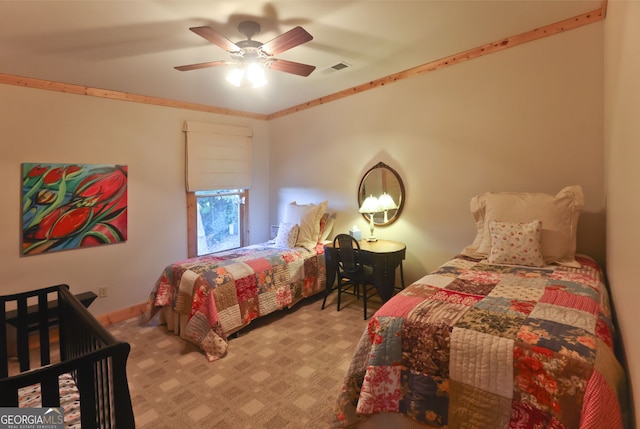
[
  {"xmin": 0, "ymin": 301, "xmax": 7, "ymax": 379},
  {"xmin": 38, "ymin": 292, "xmax": 51, "ymax": 366},
  {"xmin": 100, "ymin": 358, "xmax": 115, "ymax": 428},
  {"xmin": 77, "ymin": 362, "xmax": 97, "ymax": 427},
  {"xmin": 111, "ymin": 344, "xmax": 134, "ymax": 428},
  {"xmin": 41, "ymin": 374, "xmax": 61, "ymax": 407},
  {"xmin": 96, "ymin": 359, "xmax": 107, "ymax": 427},
  {"xmin": 17, "ymin": 297, "xmax": 30, "ymax": 372}
]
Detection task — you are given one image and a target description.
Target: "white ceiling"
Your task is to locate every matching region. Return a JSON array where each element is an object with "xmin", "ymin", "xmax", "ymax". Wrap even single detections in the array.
[{"xmin": 0, "ymin": 1, "xmax": 601, "ymax": 116}]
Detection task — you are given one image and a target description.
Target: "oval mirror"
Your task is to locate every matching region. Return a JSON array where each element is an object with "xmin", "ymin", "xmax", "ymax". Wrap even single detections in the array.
[{"xmin": 358, "ymin": 162, "xmax": 405, "ymax": 226}]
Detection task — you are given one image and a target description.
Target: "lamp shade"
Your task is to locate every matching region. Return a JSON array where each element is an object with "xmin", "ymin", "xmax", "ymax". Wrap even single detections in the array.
[
  {"xmin": 377, "ymin": 192, "xmax": 398, "ymax": 210},
  {"xmin": 226, "ymin": 62, "xmax": 267, "ymax": 88},
  {"xmin": 358, "ymin": 195, "xmax": 380, "ymax": 214}
]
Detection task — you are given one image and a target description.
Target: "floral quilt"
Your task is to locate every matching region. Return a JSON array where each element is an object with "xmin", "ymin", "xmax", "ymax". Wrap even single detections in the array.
[
  {"xmin": 19, "ymin": 374, "xmax": 81, "ymax": 428},
  {"xmin": 333, "ymin": 254, "xmax": 626, "ymax": 428},
  {"xmin": 142, "ymin": 243, "xmax": 326, "ymax": 361}
]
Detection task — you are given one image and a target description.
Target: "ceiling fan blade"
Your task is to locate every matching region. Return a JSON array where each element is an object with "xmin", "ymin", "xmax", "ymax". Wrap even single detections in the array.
[
  {"xmin": 174, "ymin": 60, "xmax": 229, "ymax": 71},
  {"xmin": 268, "ymin": 59, "xmax": 316, "ymax": 77},
  {"xmin": 260, "ymin": 26, "xmax": 313, "ymax": 56},
  {"xmin": 190, "ymin": 26, "xmax": 241, "ymax": 52}
]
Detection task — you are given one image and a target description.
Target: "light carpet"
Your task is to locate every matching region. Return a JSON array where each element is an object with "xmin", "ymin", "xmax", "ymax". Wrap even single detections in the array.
[{"xmin": 108, "ymin": 293, "xmax": 381, "ymax": 429}]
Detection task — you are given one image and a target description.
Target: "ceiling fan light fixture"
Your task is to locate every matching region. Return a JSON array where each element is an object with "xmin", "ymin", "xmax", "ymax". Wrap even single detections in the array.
[
  {"xmin": 226, "ymin": 68, "xmax": 244, "ymax": 87},
  {"xmin": 226, "ymin": 62, "xmax": 267, "ymax": 88},
  {"xmin": 246, "ymin": 63, "xmax": 267, "ymax": 88}
]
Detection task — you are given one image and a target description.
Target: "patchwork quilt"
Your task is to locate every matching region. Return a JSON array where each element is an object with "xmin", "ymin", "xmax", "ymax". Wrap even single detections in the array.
[
  {"xmin": 143, "ymin": 243, "xmax": 326, "ymax": 361},
  {"xmin": 333, "ymin": 254, "xmax": 626, "ymax": 428}
]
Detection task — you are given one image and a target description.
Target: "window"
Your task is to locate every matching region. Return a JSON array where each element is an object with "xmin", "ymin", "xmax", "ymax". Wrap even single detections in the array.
[
  {"xmin": 182, "ymin": 121, "xmax": 252, "ymax": 257},
  {"xmin": 187, "ymin": 189, "xmax": 248, "ymax": 257}
]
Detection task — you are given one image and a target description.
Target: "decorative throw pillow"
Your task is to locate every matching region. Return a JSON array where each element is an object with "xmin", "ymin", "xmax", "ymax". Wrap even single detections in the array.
[
  {"xmin": 317, "ymin": 213, "xmax": 335, "ymax": 243},
  {"xmin": 462, "ymin": 185, "xmax": 583, "ymax": 267},
  {"xmin": 283, "ymin": 200, "xmax": 328, "ymax": 250},
  {"xmin": 487, "ymin": 220, "xmax": 545, "ymax": 267},
  {"xmin": 274, "ymin": 222, "xmax": 299, "ymax": 248}
]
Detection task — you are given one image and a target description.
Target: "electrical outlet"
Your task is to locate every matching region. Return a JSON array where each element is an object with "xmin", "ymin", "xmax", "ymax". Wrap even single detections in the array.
[{"xmin": 98, "ymin": 287, "xmax": 109, "ymax": 298}]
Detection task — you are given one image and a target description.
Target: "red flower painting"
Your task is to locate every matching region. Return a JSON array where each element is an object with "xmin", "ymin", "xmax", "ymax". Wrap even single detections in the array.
[{"xmin": 21, "ymin": 163, "xmax": 128, "ymax": 255}]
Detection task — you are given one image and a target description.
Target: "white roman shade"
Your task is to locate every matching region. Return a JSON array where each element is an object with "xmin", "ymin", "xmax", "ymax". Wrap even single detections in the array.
[{"xmin": 184, "ymin": 121, "xmax": 253, "ymax": 191}]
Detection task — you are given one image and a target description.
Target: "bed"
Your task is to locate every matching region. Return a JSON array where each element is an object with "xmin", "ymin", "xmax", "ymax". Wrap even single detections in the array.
[
  {"xmin": 142, "ymin": 200, "xmax": 334, "ymax": 361},
  {"xmin": 0, "ymin": 284, "xmax": 135, "ymax": 428},
  {"xmin": 332, "ymin": 186, "xmax": 628, "ymax": 429}
]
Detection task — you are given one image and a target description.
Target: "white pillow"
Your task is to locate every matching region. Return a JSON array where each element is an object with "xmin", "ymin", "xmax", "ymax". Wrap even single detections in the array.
[
  {"xmin": 462, "ymin": 185, "xmax": 583, "ymax": 267},
  {"xmin": 487, "ymin": 220, "xmax": 545, "ymax": 267},
  {"xmin": 283, "ymin": 200, "xmax": 328, "ymax": 250},
  {"xmin": 274, "ymin": 222, "xmax": 299, "ymax": 248}
]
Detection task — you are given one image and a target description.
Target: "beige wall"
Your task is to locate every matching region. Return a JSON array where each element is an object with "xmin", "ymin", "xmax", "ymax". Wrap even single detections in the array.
[
  {"xmin": 269, "ymin": 23, "xmax": 605, "ymax": 285},
  {"xmin": 0, "ymin": 85, "xmax": 271, "ymax": 316},
  {"xmin": 605, "ymin": 1, "xmax": 640, "ymax": 424}
]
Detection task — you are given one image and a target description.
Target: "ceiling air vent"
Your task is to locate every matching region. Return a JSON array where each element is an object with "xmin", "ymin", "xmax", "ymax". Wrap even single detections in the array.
[{"xmin": 321, "ymin": 61, "xmax": 351, "ymax": 75}]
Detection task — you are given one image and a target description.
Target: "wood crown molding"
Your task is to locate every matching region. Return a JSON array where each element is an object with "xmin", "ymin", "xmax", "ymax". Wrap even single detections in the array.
[
  {"xmin": 266, "ymin": 6, "xmax": 606, "ymax": 120},
  {"xmin": 0, "ymin": 2, "xmax": 606, "ymax": 122},
  {"xmin": 0, "ymin": 74, "xmax": 268, "ymax": 120}
]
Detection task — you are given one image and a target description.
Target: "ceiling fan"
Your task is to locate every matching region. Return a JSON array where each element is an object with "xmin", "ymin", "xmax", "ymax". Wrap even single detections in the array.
[{"xmin": 175, "ymin": 21, "xmax": 316, "ymax": 83}]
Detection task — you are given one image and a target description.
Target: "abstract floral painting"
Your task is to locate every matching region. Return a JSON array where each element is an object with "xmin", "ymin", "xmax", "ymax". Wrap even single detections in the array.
[{"xmin": 21, "ymin": 163, "xmax": 128, "ymax": 255}]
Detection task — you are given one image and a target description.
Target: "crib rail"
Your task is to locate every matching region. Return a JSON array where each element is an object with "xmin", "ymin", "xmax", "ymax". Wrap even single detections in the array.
[{"xmin": 0, "ymin": 284, "xmax": 135, "ymax": 428}]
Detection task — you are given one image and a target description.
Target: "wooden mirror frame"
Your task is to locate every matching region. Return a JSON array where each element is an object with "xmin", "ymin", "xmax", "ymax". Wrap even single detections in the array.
[{"xmin": 357, "ymin": 162, "xmax": 405, "ymax": 226}]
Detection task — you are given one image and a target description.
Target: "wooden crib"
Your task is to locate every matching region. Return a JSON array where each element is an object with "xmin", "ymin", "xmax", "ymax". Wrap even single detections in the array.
[{"xmin": 0, "ymin": 284, "xmax": 134, "ymax": 428}]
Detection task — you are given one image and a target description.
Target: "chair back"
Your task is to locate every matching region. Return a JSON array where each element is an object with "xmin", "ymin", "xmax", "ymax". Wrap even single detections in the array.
[{"xmin": 333, "ymin": 234, "xmax": 362, "ymax": 275}]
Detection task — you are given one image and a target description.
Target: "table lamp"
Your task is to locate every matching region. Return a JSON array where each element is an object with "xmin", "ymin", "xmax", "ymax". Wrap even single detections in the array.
[{"xmin": 358, "ymin": 195, "xmax": 381, "ymax": 242}]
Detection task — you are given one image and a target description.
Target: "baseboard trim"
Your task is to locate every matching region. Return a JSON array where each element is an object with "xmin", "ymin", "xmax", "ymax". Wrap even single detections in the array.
[{"xmin": 95, "ymin": 302, "xmax": 147, "ymax": 327}]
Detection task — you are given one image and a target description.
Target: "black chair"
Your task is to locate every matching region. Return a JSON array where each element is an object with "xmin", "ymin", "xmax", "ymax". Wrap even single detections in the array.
[{"xmin": 324, "ymin": 234, "xmax": 376, "ymax": 320}]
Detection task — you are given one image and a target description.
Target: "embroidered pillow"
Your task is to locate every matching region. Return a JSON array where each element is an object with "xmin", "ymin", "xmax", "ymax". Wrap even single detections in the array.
[
  {"xmin": 487, "ymin": 220, "xmax": 545, "ymax": 267},
  {"xmin": 274, "ymin": 222, "xmax": 299, "ymax": 248}
]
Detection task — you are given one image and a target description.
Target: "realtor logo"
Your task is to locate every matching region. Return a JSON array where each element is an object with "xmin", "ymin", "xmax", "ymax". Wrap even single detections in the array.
[{"xmin": 0, "ymin": 408, "xmax": 64, "ymax": 429}]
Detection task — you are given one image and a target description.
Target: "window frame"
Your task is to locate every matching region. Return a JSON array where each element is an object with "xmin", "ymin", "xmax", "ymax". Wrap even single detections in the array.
[{"xmin": 187, "ymin": 189, "xmax": 249, "ymax": 258}]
